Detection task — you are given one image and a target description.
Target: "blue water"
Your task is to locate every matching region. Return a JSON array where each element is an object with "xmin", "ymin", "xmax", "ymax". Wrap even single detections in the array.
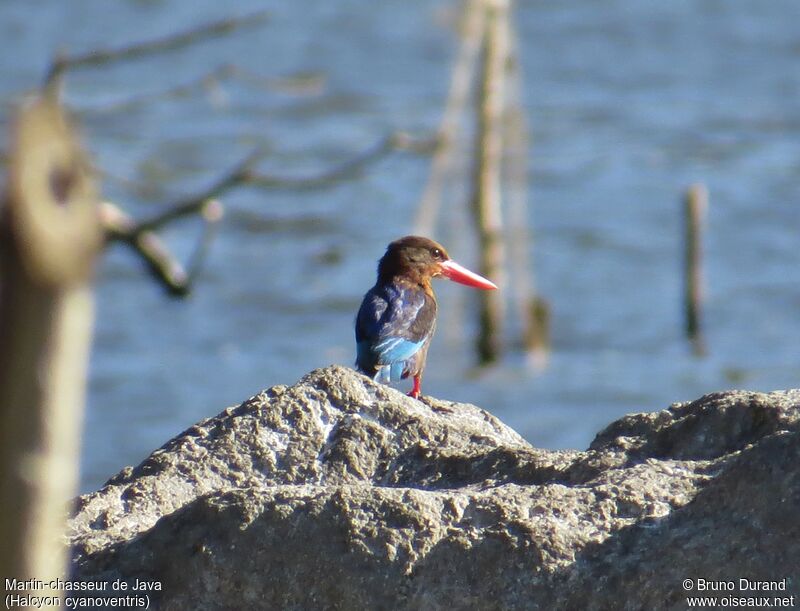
[{"xmin": 1, "ymin": 1, "xmax": 798, "ymax": 493}]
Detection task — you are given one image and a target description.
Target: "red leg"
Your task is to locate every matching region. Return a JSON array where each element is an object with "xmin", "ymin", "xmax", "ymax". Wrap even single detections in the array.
[{"xmin": 407, "ymin": 374, "xmax": 422, "ymax": 399}]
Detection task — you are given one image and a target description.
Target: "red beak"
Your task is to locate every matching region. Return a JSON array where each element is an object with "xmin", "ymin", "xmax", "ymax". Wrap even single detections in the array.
[{"xmin": 439, "ymin": 260, "xmax": 498, "ymax": 290}]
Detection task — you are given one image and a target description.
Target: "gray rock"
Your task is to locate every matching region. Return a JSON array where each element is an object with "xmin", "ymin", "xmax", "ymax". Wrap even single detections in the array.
[{"xmin": 68, "ymin": 366, "xmax": 800, "ymax": 610}]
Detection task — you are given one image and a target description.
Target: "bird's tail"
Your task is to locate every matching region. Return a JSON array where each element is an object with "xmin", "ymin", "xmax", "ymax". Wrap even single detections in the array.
[{"xmin": 374, "ymin": 361, "xmax": 405, "ymax": 384}]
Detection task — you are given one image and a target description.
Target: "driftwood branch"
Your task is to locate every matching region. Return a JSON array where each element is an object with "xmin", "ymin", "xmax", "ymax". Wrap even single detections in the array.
[
  {"xmin": 98, "ymin": 150, "xmax": 247, "ymax": 297},
  {"xmin": 0, "ymin": 94, "xmax": 101, "ymax": 603},
  {"xmin": 101, "ymin": 200, "xmax": 223, "ymax": 297},
  {"xmin": 130, "ymin": 151, "xmax": 261, "ymax": 233},
  {"xmin": 45, "ymin": 11, "xmax": 269, "ymax": 86},
  {"xmin": 99, "ymin": 132, "xmax": 428, "ymax": 294}
]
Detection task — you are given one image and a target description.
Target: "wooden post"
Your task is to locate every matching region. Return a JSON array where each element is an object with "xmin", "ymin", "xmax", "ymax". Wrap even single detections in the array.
[
  {"xmin": 503, "ymin": 7, "xmax": 548, "ymax": 365},
  {"xmin": 414, "ymin": 0, "xmax": 486, "ymax": 236},
  {"xmin": 471, "ymin": 0, "xmax": 509, "ymax": 364},
  {"xmin": 0, "ymin": 94, "xmax": 101, "ymax": 606},
  {"xmin": 684, "ymin": 183, "xmax": 707, "ymax": 355}
]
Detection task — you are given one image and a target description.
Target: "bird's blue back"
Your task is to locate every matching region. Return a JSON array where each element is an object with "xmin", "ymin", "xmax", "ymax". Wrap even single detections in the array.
[{"xmin": 355, "ymin": 281, "xmax": 437, "ymax": 383}]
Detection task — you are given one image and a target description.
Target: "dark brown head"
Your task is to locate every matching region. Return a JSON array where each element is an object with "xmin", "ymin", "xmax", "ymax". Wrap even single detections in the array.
[{"xmin": 376, "ymin": 236, "xmax": 497, "ymax": 290}]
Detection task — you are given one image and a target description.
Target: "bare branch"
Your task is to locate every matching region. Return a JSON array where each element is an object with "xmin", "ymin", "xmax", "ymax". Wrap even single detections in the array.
[
  {"xmin": 95, "ymin": 130, "xmax": 432, "ymax": 294},
  {"xmin": 228, "ymin": 67, "xmax": 328, "ymax": 96},
  {"xmin": 97, "ymin": 130, "xmax": 407, "ymax": 294},
  {"xmin": 106, "ymin": 131, "xmax": 431, "ymax": 235},
  {"xmin": 414, "ymin": 0, "xmax": 486, "ymax": 236},
  {"xmin": 245, "ymin": 132, "xmax": 400, "ymax": 190},
  {"xmin": 245, "ymin": 131, "xmax": 435, "ymax": 190},
  {"xmin": 101, "ymin": 199, "xmax": 224, "ymax": 297},
  {"xmin": 70, "ymin": 65, "xmax": 334, "ymax": 117},
  {"xmin": 77, "ymin": 65, "xmax": 237, "ymax": 115},
  {"xmin": 45, "ymin": 11, "xmax": 269, "ymax": 86},
  {"xmin": 131, "ymin": 150, "xmax": 262, "ymax": 233}
]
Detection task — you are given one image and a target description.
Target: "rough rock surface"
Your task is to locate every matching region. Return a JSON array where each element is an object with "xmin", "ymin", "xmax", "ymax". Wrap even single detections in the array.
[{"xmin": 68, "ymin": 366, "xmax": 800, "ymax": 610}]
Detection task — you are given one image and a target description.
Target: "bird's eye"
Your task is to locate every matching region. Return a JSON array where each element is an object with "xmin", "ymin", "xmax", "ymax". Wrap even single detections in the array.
[{"xmin": 431, "ymin": 248, "xmax": 443, "ymax": 259}]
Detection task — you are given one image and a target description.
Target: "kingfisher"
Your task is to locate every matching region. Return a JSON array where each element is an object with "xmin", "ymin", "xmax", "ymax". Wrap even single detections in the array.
[{"xmin": 355, "ymin": 236, "xmax": 497, "ymax": 399}]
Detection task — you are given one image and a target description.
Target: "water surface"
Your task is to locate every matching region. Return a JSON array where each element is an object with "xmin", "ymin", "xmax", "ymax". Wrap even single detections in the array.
[{"xmin": 1, "ymin": 0, "xmax": 798, "ymax": 492}]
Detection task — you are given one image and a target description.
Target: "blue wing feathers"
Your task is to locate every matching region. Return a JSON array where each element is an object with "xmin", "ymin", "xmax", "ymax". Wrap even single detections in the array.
[
  {"xmin": 374, "ymin": 337, "xmax": 424, "ymax": 363},
  {"xmin": 355, "ymin": 282, "xmax": 436, "ymax": 382}
]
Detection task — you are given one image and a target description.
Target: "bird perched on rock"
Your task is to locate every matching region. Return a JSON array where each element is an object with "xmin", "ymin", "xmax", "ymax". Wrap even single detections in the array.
[{"xmin": 355, "ymin": 236, "xmax": 497, "ymax": 398}]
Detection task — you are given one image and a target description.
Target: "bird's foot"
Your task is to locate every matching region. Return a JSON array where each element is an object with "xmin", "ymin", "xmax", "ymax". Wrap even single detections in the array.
[
  {"xmin": 408, "ymin": 375, "xmax": 422, "ymax": 400},
  {"xmin": 407, "ymin": 390, "xmax": 421, "ymax": 400}
]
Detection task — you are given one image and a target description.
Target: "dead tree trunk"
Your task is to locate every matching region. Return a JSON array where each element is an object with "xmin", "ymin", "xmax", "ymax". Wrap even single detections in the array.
[
  {"xmin": 414, "ymin": 0, "xmax": 486, "ymax": 236},
  {"xmin": 0, "ymin": 94, "xmax": 101, "ymax": 606},
  {"xmin": 503, "ymin": 11, "xmax": 548, "ymax": 366}
]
